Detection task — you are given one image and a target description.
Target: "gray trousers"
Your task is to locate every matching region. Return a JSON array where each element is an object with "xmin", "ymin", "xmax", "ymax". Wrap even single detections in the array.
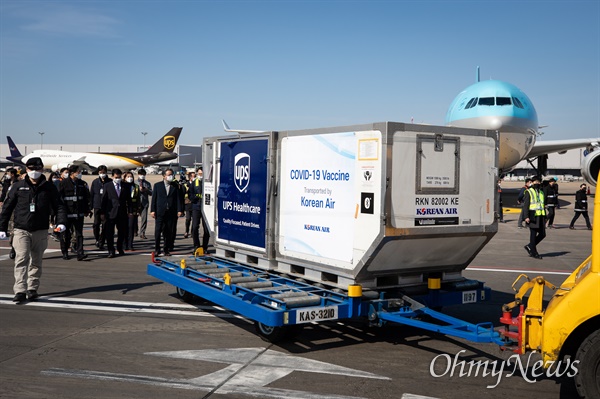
[
  {"xmin": 12, "ymin": 229, "xmax": 48, "ymax": 294},
  {"xmin": 139, "ymin": 205, "xmax": 149, "ymax": 236}
]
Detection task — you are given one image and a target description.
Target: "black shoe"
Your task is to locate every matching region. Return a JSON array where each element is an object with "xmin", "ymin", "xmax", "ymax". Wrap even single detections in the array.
[
  {"xmin": 140, "ymin": 235, "xmax": 147, "ymax": 239},
  {"xmin": 77, "ymin": 254, "xmax": 88, "ymax": 261},
  {"xmin": 9, "ymin": 248, "xmax": 16, "ymax": 259},
  {"xmin": 184, "ymin": 233, "xmax": 189, "ymax": 238},
  {"xmin": 118, "ymin": 250, "xmax": 125, "ymax": 256},
  {"xmin": 26, "ymin": 290, "xmax": 39, "ymax": 300},
  {"xmin": 531, "ymin": 253, "xmax": 543, "ymax": 259},
  {"xmin": 524, "ymin": 245, "xmax": 531, "ymax": 255},
  {"xmin": 164, "ymin": 251, "xmax": 171, "ymax": 256},
  {"xmin": 95, "ymin": 240, "xmax": 100, "ymax": 248},
  {"xmin": 13, "ymin": 292, "xmax": 26, "ymax": 303},
  {"xmin": 99, "ymin": 244, "xmax": 105, "ymax": 250},
  {"xmin": 569, "ymin": 226, "xmax": 575, "ymax": 230},
  {"xmin": 62, "ymin": 253, "xmax": 71, "ymax": 260},
  {"xmin": 107, "ymin": 252, "xmax": 115, "ymax": 258}
]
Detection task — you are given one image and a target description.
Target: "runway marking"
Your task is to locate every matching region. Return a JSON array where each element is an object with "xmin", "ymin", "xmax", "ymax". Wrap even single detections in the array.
[
  {"xmin": 401, "ymin": 395, "xmax": 440, "ymax": 399},
  {"xmin": 467, "ymin": 266, "xmax": 571, "ymax": 276},
  {"xmin": 0, "ymin": 295, "xmax": 241, "ymax": 319},
  {"xmin": 42, "ymin": 347, "xmax": 390, "ymax": 399}
]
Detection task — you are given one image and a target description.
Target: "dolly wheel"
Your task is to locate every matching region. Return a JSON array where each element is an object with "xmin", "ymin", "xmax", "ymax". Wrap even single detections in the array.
[
  {"xmin": 176, "ymin": 286, "xmax": 194, "ymax": 302},
  {"xmin": 575, "ymin": 329, "xmax": 600, "ymax": 398},
  {"xmin": 254, "ymin": 321, "xmax": 288, "ymax": 343}
]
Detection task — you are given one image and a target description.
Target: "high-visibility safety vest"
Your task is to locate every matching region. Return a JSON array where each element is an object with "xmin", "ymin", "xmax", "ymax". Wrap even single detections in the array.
[
  {"xmin": 194, "ymin": 178, "xmax": 202, "ymax": 199},
  {"xmin": 527, "ymin": 188, "xmax": 546, "ymax": 216}
]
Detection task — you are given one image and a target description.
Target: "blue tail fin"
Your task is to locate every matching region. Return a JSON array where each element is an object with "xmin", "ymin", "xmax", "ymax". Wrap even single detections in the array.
[{"xmin": 7, "ymin": 136, "xmax": 23, "ymax": 157}]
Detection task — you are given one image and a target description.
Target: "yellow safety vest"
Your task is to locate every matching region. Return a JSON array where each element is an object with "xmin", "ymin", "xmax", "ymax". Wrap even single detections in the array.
[
  {"xmin": 527, "ymin": 188, "xmax": 546, "ymax": 217},
  {"xmin": 194, "ymin": 178, "xmax": 202, "ymax": 199}
]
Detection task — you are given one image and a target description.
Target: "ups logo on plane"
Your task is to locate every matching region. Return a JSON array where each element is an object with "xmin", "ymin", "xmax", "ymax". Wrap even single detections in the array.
[{"xmin": 163, "ymin": 136, "xmax": 176, "ymax": 150}]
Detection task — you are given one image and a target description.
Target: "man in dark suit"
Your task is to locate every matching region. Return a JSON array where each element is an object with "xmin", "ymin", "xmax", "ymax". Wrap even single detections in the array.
[
  {"xmin": 101, "ymin": 169, "xmax": 133, "ymax": 258},
  {"xmin": 151, "ymin": 168, "xmax": 182, "ymax": 256}
]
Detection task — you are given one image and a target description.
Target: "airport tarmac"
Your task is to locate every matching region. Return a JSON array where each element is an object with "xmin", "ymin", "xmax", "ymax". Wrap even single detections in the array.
[{"xmin": 0, "ymin": 179, "xmax": 594, "ymax": 399}]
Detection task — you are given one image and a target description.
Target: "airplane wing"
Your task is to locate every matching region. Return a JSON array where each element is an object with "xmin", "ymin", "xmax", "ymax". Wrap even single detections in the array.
[
  {"xmin": 222, "ymin": 119, "xmax": 268, "ymax": 134},
  {"xmin": 527, "ymin": 138, "xmax": 599, "ymax": 158}
]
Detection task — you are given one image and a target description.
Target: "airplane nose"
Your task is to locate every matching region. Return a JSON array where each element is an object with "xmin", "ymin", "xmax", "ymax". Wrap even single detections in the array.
[{"xmin": 489, "ymin": 118, "xmax": 502, "ymax": 130}]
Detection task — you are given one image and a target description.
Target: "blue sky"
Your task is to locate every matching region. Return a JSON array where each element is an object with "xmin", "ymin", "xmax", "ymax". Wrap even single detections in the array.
[{"xmin": 1, "ymin": 0, "xmax": 599, "ymax": 147}]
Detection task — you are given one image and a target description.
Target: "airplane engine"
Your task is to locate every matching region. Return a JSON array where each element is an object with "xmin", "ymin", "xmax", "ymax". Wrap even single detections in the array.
[{"xmin": 581, "ymin": 148, "xmax": 600, "ymax": 187}]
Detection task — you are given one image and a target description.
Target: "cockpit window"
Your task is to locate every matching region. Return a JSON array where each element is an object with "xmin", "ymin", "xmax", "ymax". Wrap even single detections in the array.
[
  {"xmin": 478, "ymin": 97, "xmax": 495, "ymax": 106},
  {"xmin": 496, "ymin": 97, "xmax": 511, "ymax": 106},
  {"xmin": 465, "ymin": 98, "xmax": 478, "ymax": 109},
  {"xmin": 512, "ymin": 97, "xmax": 524, "ymax": 109}
]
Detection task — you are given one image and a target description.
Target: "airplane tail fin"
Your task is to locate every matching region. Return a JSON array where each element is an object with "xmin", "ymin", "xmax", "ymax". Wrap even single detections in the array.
[
  {"xmin": 6, "ymin": 136, "xmax": 23, "ymax": 157},
  {"xmin": 145, "ymin": 127, "xmax": 182, "ymax": 154}
]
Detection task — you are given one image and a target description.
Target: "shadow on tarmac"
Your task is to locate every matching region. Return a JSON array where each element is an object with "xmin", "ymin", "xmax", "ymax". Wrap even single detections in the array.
[{"xmin": 43, "ymin": 281, "xmax": 163, "ymax": 297}]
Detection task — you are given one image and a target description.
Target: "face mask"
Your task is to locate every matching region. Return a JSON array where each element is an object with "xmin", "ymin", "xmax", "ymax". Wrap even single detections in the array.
[
  {"xmin": 166, "ymin": 175, "xmax": 174, "ymax": 182},
  {"xmin": 62, "ymin": 173, "xmax": 69, "ymax": 179},
  {"xmin": 5, "ymin": 174, "xmax": 11, "ymax": 180},
  {"xmin": 76, "ymin": 173, "xmax": 82, "ymax": 180},
  {"xmin": 582, "ymin": 187, "xmax": 587, "ymax": 192},
  {"xmin": 138, "ymin": 175, "xmax": 145, "ymax": 180},
  {"xmin": 28, "ymin": 170, "xmax": 42, "ymax": 180},
  {"xmin": 113, "ymin": 178, "xmax": 122, "ymax": 184},
  {"xmin": 126, "ymin": 177, "xmax": 134, "ymax": 183},
  {"xmin": 533, "ymin": 183, "xmax": 540, "ymax": 189},
  {"xmin": 99, "ymin": 173, "xmax": 107, "ymax": 179},
  {"xmin": 52, "ymin": 178, "xmax": 59, "ymax": 183}
]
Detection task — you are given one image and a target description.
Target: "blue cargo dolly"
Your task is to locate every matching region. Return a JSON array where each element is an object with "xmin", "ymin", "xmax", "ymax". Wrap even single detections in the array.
[{"xmin": 147, "ymin": 255, "xmax": 504, "ymax": 345}]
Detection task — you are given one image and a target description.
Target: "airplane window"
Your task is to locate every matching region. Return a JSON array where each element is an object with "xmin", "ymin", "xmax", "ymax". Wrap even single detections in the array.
[
  {"xmin": 512, "ymin": 97, "xmax": 524, "ymax": 109},
  {"xmin": 478, "ymin": 97, "xmax": 495, "ymax": 106},
  {"xmin": 465, "ymin": 98, "xmax": 478, "ymax": 109},
  {"xmin": 496, "ymin": 97, "xmax": 511, "ymax": 106}
]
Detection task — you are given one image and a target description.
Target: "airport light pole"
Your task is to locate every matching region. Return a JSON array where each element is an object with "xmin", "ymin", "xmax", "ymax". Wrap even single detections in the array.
[
  {"xmin": 38, "ymin": 131, "xmax": 45, "ymax": 149},
  {"xmin": 141, "ymin": 131, "xmax": 148, "ymax": 150}
]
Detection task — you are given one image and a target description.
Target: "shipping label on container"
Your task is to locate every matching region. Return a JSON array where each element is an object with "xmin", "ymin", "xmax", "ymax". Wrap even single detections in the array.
[
  {"xmin": 281, "ymin": 132, "xmax": 356, "ymax": 263},
  {"xmin": 217, "ymin": 139, "xmax": 268, "ymax": 249}
]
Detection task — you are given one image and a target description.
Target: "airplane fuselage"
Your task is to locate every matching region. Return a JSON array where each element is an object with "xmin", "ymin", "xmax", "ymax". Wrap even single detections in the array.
[
  {"xmin": 20, "ymin": 150, "xmax": 177, "ymax": 172},
  {"xmin": 445, "ymin": 80, "xmax": 538, "ymax": 171}
]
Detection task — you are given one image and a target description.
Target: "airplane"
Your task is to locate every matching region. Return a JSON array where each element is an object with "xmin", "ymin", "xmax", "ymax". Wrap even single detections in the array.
[
  {"xmin": 445, "ymin": 67, "xmax": 599, "ymax": 186},
  {"xmin": 5, "ymin": 127, "xmax": 182, "ymax": 173}
]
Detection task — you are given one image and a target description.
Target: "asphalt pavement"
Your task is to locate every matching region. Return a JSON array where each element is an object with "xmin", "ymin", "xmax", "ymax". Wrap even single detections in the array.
[{"xmin": 0, "ymin": 180, "xmax": 594, "ymax": 399}]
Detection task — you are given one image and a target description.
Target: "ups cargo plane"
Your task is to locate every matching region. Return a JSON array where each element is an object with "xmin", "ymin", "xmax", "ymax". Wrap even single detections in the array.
[{"xmin": 6, "ymin": 127, "xmax": 182, "ymax": 172}]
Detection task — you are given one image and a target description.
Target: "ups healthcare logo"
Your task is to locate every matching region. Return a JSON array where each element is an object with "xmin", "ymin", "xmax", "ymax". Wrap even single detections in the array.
[{"xmin": 163, "ymin": 136, "xmax": 176, "ymax": 150}]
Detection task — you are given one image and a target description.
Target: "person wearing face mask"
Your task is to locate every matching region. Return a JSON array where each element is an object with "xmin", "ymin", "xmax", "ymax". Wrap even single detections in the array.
[
  {"xmin": 521, "ymin": 176, "xmax": 546, "ymax": 259},
  {"xmin": 58, "ymin": 165, "xmax": 92, "ymax": 261},
  {"xmin": 516, "ymin": 178, "xmax": 532, "ymax": 229},
  {"xmin": 123, "ymin": 172, "xmax": 141, "ymax": 251},
  {"xmin": 90, "ymin": 165, "xmax": 112, "ymax": 250},
  {"xmin": 0, "ymin": 168, "xmax": 19, "ymax": 259},
  {"xmin": 0, "ymin": 157, "xmax": 67, "ymax": 303},
  {"xmin": 100, "ymin": 169, "xmax": 133, "ymax": 258},
  {"xmin": 190, "ymin": 167, "xmax": 210, "ymax": 255},
  {"xmin": 569, "ymin": 183, "xmax": 593, "ymax": 230},
  {"xmin": 151, "ymin": 168, "xmax": 182, "ymax": 256},
  {"xmin": 136, "ymin": 169, "xmax": 152, "ymax": 239}
]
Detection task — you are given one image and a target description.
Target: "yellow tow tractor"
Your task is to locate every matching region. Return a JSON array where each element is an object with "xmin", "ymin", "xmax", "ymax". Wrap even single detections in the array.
[{"xmin": 500, "ymin": 172, "xmax": 600, "ymax": 398}]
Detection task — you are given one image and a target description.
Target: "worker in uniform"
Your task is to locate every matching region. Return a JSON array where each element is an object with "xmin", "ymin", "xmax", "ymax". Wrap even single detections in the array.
[
  {"xmin": 543, "ymin": 178, "xmax": 559, "ymax": 228},
  {"xmin": 0, "ymin": 168, "xmax": 20, "ymax": 259},
  {"xmin": 569, "ymin": 183, "xmax": 593, "ymax": 230},
  {"xmin": 151, "ymin": 169, "xmax": 182, "ymax": 256},
  {"xmin": 0, "ymin": 157, "xmax": 67, "ymax": 303},
  {"xmin": 123, "ymin": 171, "xmax": 141, "ymax": 251},
  {"xmin": 521, "ymin": 176, "xmax": 546, "ymax": 259},
  {"xmin": 136, "ymin": 169, "xmax": 152, "ymax": 239},
  {"xmin": 58, "ymin": 165, "xmax": 92, "ymax": 261},
  {"xmin": 90, "ymin": 165, "xmax": 112, "ymax": 250},
  {"xmin": 516, "ymin": 178, "xmax": 532, "ymax": 228},
  {"xmin": 183, "ymin": 171, "xmax": 195, "ymax": 238},
  {"xmin": 190, "ymin": 167, "xmax": 210, "ymax": 254}
]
